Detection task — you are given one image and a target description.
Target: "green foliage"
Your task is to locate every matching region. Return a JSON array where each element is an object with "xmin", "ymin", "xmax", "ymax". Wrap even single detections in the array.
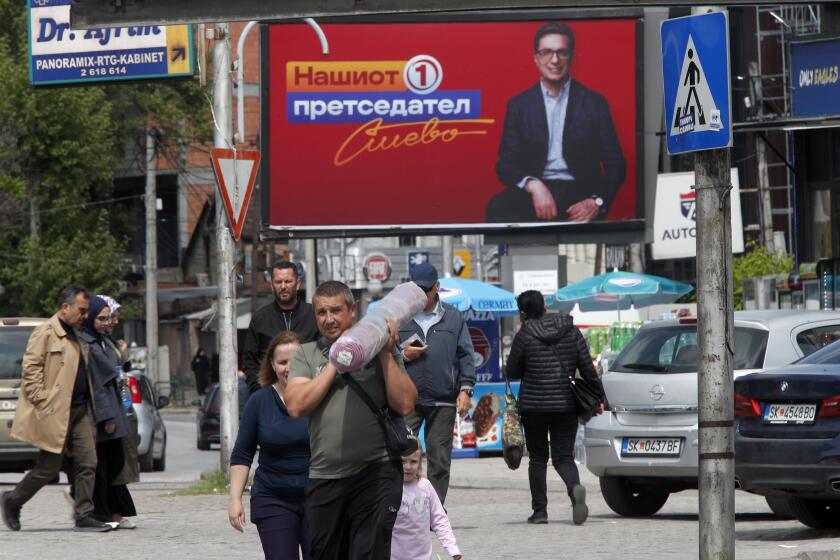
[
  {"xmin": 0, "ymin": 0, "xmax": 212, "ymax": 316},
  {"xmin": 171, "ymin": 468, "xmax": 230, "ymax": 496},
  {"xmin": 170, "ymin": 468, "xmax": 253, "ymax": 496},
  {"xmin": 733, "ymin": 241, "xmax": 795, "ymax": 310},
  {"xmin": 0, "ymin": 7, "xmax": 123, "ymax": 315}
]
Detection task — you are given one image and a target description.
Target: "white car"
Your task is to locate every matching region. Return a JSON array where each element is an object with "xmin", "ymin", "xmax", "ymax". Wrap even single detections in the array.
[{"xmin": 585, "ymin": 310, "xmax": 840, "ymax": 517}]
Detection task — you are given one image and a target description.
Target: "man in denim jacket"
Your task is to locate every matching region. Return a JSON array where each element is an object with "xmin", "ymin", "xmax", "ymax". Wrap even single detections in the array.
[{"xmin": 399, "ymin": 263, "xmax": 475, "ymax": 504}]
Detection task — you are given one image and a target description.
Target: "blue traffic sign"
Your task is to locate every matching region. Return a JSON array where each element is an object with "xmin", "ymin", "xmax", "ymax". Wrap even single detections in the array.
[
  {"xmin": 661, "ymin": 11, "xmax": 732, "ymax": 154},
  {"xmin": 407, "ymin": 251, "xmax": 430, "ymax": 278}
]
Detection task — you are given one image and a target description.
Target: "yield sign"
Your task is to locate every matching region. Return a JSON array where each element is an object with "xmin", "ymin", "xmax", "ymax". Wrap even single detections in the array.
[{"xmin": 210, "ymin": 148, "xmax": 261, "ymax": 241}]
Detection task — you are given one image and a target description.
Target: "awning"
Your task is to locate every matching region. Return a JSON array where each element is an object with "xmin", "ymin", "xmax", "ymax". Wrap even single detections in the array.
[{"xmin": 181, "ymin": 298, "xmax": 253, "ymax": 331}]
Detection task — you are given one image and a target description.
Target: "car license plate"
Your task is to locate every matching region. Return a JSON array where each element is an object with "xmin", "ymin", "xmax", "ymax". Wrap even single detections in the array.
[
  {"xmin": 763, "ymin": 403, "xmax": 816, "ymax": 425},
  {"xmin": 0, "ymin": 400, "xmax": 17, "ymax": 411},
  {"xmin": 621, "ymin": 438, "xmax": 681, "ymax": 457}
]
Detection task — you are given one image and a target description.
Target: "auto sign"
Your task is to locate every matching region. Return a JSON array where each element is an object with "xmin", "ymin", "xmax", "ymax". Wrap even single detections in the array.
[{"xmin": 363, "ymin": 253, "xmax": 392, "ymax": 282}]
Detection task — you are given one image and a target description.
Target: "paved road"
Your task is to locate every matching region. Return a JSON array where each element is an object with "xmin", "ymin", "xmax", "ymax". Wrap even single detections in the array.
[
  {"xmin": 3, "ymin": 414, "xmax": 840, "ymax": 559},
  {"xmin": 142, "ymin": 410, "xmax": 220, "ymax": 484},
  {"xmin": 0, "ymin": 409, "xmax": 219, "ymax": 486}
]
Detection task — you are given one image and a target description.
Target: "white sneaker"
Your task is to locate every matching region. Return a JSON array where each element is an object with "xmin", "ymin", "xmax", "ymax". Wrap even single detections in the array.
[{"xmin": 118, "ymin": 518, "xmax": 137, "ymax": 530}]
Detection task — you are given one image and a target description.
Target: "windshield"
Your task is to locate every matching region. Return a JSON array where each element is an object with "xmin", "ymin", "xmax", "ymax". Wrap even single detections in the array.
[
  {"xmin": 798, "ymin": 339, "xmax": 840, "ymax": 365},
  {"xmin": 0, "ymin": 327, "xmax": 35, "ymax": 380},
  {"xmin": 611, "ymin": 325, "xmax": 769, "ymax": 374}
]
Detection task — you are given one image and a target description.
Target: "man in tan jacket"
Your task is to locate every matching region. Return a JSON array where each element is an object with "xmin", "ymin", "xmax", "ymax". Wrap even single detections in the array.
[{"xmin": 1, "ymin": 285, "xmax": 112, "ymax": 532}]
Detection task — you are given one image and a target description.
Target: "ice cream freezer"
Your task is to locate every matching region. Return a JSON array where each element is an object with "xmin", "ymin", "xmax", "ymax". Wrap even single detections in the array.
[
  {"xmin": 417, "ymin": 382, "xmax": 521, "ymax": 456},
  {"xmin": 462, "ymin": 382, "xmax": 520, "ymax": 453}
]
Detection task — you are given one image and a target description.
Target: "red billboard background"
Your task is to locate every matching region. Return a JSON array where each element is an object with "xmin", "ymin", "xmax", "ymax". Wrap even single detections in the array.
[{"xmin": 265, "ymin": 19, "xmax": 638, "ymax": 230}]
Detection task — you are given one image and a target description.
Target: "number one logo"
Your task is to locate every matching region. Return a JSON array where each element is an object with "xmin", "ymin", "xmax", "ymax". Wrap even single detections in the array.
[{"xmin": 404, "ymin": 54, "xmax": 443, "ymax": 95}]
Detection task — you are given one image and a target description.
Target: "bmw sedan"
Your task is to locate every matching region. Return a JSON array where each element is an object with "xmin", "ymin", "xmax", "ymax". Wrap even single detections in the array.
[
  {"xmin": 735, "ymin": 339, "xmax": 840, "ymax": 528},
  {"xmin": 585, "ymin": 310, "xmax": 840, "ymax": 517}
]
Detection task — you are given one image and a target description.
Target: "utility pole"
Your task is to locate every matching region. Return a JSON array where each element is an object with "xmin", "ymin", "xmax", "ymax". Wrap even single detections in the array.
[
  {"xmin": 339, "ymin": 238, "xmax": 347, "ymax": 282},
  {"xmin": 441, "ymin": 236, "xmax": 453, "ymax": 277},
  {"xmin": 696, "ymin": 148, "xmax": 735, "ymax": 560},
  {"xmin": 473, "ymin": 235, "xmax": 483, "ymax": 282},
  {"xmin": 213, "ymin": 22, "xmax": 238, "ymax": 474},
  {"xmin": 145, "ymin": 127, "xmax": 159, "ymax": 386},
  {"xmin": 748, "ymin": 61, "xmax": 775, "ymax": 254},
  {"xmin": 305, "ymin": 239, "xmax": 317, "ymax": 302},
  {"xmin": 27, "ymin": 176, "xmax": 40, "ymax": 285}
]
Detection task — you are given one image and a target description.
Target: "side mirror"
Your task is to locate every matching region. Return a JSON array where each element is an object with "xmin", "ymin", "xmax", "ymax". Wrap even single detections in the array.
[
  {"xmin": 157, "ymin": 395, "xmax": 170, "ymax": 409},
  {"xmin": 190, "ymin": 398, "xmax": 203, "ymax": 407}
]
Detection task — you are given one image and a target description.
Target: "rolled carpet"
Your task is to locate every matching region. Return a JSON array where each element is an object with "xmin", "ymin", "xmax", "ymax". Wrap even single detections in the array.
[{"xmin": 330, "ymin": 282, "xmax": 427, "ymax": 373}]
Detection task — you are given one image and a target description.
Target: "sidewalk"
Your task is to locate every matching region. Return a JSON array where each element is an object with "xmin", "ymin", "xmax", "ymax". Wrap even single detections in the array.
[{"xmin": 3, "ymin": 458, "xmax": 840, "ymax": 559}]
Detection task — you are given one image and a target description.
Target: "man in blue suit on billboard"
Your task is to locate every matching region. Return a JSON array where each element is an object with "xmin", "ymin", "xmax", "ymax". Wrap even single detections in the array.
[{"xmin": 486, "ymin": 22, "xmax": 626, "ymax": 223}]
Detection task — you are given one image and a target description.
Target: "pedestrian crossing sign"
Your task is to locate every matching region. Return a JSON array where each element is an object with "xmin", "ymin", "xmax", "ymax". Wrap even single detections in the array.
[{"xmin": 661, "ymin": 11, "xmax": 732, "ymax": 154}]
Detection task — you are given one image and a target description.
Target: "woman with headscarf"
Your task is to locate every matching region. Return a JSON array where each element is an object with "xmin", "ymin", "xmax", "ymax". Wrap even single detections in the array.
[
  {"xmin": 80, "ymin": 295, "xmax": 137, "ymax": 529},
  {"xmin": 97, "ymin": 294, "xmax": 132, "ymax": 370},
  {"xmin": 96, "ymin": 294, "xmax": 141, "ymax": 521}
]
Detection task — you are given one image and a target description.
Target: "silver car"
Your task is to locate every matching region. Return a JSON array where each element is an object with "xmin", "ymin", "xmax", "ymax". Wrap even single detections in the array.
[
  {"xmin": 126, "ymin": 371, "xmax": 169, "ymax": 472},
  {"xmin": 0, "ymin": 318, "xmax": 45, "ymax": 472},
  {"xmin": 585, "ymin": 310, "xmax": 840, "ymax": 517}
]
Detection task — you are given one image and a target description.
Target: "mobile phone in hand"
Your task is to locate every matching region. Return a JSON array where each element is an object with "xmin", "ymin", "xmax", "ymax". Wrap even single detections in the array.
[{"xmin": 410, "ymin": 339, "xmax": 426, "ymax": 348}]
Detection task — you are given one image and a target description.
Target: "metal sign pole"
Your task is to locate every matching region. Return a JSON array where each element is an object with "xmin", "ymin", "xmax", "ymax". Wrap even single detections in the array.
[
  {"xmin": 695, "ymin": 147, "xmax": 735, "ymax": 560},
  {"xmin": 660, "ymin": 10, "xmax": 735, "ymax": 557},
  {"xmin": 145, "ymin": 127, "xmax": 159, "ymax": 386},
  {"xmin": 213, "ymin": 22, "xmax": 238, "ymax": 474}
]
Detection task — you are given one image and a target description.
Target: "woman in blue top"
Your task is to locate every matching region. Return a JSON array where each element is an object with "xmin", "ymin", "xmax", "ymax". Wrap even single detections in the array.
[{"xmin": 229, "ymin": 332, "xmax": 311, "ymax": 559}]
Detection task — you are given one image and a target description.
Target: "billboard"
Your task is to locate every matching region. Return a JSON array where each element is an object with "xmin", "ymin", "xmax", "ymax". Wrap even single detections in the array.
[
  {"xmin": 790, "ymin": 38, "xmax": 840, "ymax": 118},
  {"xmin": 28, "ymin": 0, "xmax": 194, "ymax": 86},
  {"xmin": 263, "ymin": 18, "xmax": 639, "ymax": 233},
  {"xmin": 651, "ymin": 170, "xmax": 744, "ymax": 260}
]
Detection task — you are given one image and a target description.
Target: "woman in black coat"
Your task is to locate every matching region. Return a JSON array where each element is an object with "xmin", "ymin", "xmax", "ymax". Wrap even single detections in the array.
[
  {"xmin": 505, "ymin": 290, "xmax": 605, "ymax": 526},
  {"xmin": 80, "ymin": 296, "xmax": 137, "ymax": 529}
]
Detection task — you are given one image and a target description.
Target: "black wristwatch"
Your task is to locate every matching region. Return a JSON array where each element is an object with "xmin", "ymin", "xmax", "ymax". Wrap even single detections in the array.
[{"xmin": 460, "ymin": 387, "xmax": 474, "ymax": 397}]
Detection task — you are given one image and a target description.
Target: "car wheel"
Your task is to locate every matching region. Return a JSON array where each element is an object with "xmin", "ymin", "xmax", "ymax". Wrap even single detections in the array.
[
  {"xmin": 153, "ymin": 435, "xmax": 166, "ymax": 472},
  {"xmin": 788, "ymin": 498, "xmax": 840, "ymax": 529},
  {"xmin": 197, "ymin": 431, "xmax": 211, "ymax": 451},
  {"xmin": 765, "ymin": 496, "xmax": 796, "ymax": 519},
  {"xmin": 600, "ymin": 476, "xmax": 670, "ymax": 517},
  {"xmin": 139, "ymin": 431, "xmax": 155, "ymax": 473}
]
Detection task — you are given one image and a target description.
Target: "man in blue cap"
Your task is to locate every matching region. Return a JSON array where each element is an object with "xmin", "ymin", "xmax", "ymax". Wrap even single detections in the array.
[{"xmin": 400, "ymin": 262, "xmax": 475, "ymax": 503}]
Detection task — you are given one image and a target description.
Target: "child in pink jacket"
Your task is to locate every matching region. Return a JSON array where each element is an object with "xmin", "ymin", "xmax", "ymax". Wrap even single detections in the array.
[{"xmin": 391, "ymin": 449, "xmax": 462, "ymax": 560}]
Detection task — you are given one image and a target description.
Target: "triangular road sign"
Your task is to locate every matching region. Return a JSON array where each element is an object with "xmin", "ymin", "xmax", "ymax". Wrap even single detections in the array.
[
  {"xmin": 210, "ymin": 148, "xmax": 261, "ymax": 241},
  {"xmin": 669, "ymin": 34, "xmax": 722, "ymax": 136}
]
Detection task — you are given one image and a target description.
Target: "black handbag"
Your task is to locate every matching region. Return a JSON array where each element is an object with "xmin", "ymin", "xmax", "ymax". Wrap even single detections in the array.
[
  {"xmin": 567, "ymin": 373, "xmax": 604, "ymax": 423},
  {"xmin": 546, "ymin": 343, "xmax": 604, "ymax": 422},
  {"xmin": 343, "ymin": 369, "xmax": 418, "ymax": 456}
]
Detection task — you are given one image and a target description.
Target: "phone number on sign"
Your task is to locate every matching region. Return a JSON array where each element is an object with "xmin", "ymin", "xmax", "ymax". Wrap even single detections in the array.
[{"xmin": 81, "ymin": 66, "xmax": 128, "ymax": 77}]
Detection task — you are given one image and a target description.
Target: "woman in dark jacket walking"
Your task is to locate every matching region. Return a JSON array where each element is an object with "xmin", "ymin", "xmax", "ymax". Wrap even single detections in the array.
[
  {"xmin": 228, "ymin": 331, "xmax": 311, "ymax": 560},
  {"xmin": 505, "ymin": 290, "xmax": 605, "ymax": 526},
  {"xmin": 80, "ymin": 296, "xmax": 137, "ymax": 528}
]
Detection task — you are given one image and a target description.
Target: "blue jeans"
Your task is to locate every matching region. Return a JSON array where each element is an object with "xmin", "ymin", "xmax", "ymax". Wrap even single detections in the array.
[{"xmin": 250, "ymin": 495, "xmax": 310, "ymax": 560}]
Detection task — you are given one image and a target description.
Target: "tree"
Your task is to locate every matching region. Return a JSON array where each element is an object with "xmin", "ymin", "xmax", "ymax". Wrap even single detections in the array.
[
  {"xmin": 0, "ymin": 0, "xmax": 212, "ymax": 315},
  {"xmin": 0, "ymin": 9, "xmax": 124, "ymax": 314},
  {"xmin": 732, "ymin": 241, "xmax": 795, "ymax": 310}
]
